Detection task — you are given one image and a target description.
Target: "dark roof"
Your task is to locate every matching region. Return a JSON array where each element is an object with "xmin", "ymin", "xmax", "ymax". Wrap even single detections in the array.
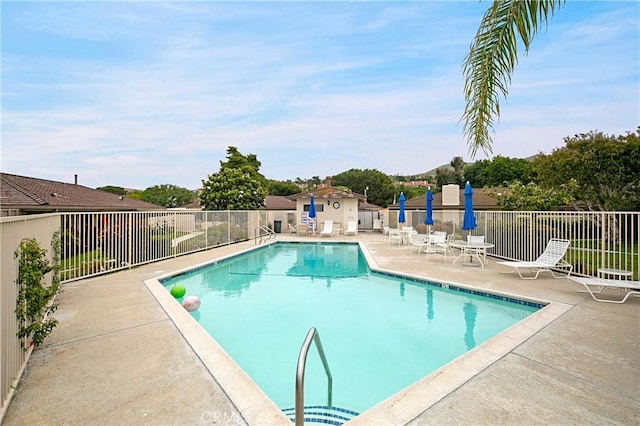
[
  {"xmin": 287, "ymin": 186, "xmax": 366, "ymax": 201},
  {"xmin": 178, "ymin": 196, "xmax": 202, "ymax": 209},
  {"xmin": 359, "ymin": 201, "xmax": 382, "ymax": 211},
  {"xmin": 174, "ymin": 194, "xmax": 297, "ymax": 210},
  {"xmin": 262, "ymin": 195, "xmax": 297, "ymax": 210},
  {"xmin": 390, "ymin": 188, "xmax": 500, "ymax": 210},
  {"xmin": 1, "ymin": 173, "xmax": 162, "ymax": 213}
]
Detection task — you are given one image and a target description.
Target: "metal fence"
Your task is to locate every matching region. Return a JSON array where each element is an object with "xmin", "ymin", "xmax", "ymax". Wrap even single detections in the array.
[
  {"xmin": 0, "ymin": 214, "xmax": 60, "ymax": 419},
  {"xmin": 409, "ymin": 210, "xmax": 639, "ymax": 279},
  {"xmin": 1, "ymin": 209, "xmax": 639, "ymax": 420},
  {"xmin": 58, "ymin": 210, "xmax": 269, "ymax": 281}
]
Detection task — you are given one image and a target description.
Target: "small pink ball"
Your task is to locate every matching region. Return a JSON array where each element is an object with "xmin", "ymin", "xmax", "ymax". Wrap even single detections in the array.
[{"xmin": 182, "ymin": 295, "xmax": 201, "ymax": 312}]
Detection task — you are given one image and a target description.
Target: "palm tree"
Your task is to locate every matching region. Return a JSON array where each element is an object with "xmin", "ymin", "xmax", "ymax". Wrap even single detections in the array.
[{"xmin": 462, "ymin": 0, "xmax": 565, "ymax": 157}]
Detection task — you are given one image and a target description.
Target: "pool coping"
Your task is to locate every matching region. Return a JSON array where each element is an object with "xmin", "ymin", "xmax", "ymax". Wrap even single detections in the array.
[{"xmin": 144, "ymin": 240, "xmax": 571, "ymax": 425}]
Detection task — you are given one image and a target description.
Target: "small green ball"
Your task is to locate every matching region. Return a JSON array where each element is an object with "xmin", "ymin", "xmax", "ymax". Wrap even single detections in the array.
[{"xmin": 170, "ymin": 285, "xmax": 186, "ymax": 298}]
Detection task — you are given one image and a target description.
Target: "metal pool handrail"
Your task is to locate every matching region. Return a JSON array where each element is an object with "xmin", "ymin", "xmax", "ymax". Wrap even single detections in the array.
[
  {"xmin": 295, "ymin": 327, "xmax": 333, "ymax": 426},
  {"xmin": 254, "ymin": 225, "xmax": 276, "ymax": 244}
]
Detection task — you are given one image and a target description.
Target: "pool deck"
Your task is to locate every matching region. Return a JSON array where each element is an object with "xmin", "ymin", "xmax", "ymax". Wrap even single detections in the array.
[{"xmin": 3, "ymin": 232, "xmax": 639, "ymax": 425}]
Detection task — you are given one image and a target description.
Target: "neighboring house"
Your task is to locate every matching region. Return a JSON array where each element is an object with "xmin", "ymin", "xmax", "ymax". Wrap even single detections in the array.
[
  {"xmin": 175, "ymin": 194, "xmax": 296, "ymax": 211},
  {"xmin": 396, "ymin": 184, "xmax": 501, "ymax": 211},
  {"xmin": 261, "ymin": 195, "xmax": 298, "ymax": 233},
  {"xmin": 0, "ymin": 173, "xmax": 162, "ymax": 216},
  {"xmin": 393, "ymin": 180, "xmax": 432, "ymax": 188},
  {"xmin": 262, "ymin": 195, "xmax": 297, "ymax": 211},
  {"xmin": 384, "ymin": 184, "xmax": 501, "ymax": 230},
  {"xmin": 173, "ymin": 193, "xmax": 298, "ymax": 233}
]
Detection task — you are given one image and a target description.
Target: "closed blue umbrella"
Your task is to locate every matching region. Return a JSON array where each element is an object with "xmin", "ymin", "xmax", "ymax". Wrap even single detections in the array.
[
  {"xmin": 308, "ymin": 194, "xmax": 316, "ymax": 234},
  {"xmin": 398, "ymin": 192, "xmax": 406, "ymax": 227},
  {"xmin": 424, "ymin": 188, "xmax": 434, "ymax": 227},
  {"xmin": 462, "ymin": 181, "xmax": 477, "ymax": 232}
]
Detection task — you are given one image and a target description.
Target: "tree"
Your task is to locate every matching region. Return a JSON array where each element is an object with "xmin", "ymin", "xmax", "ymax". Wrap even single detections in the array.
[
  {"xmin": 219, "ymin": 146, "xmax": 267, "ymax": 185},
  {"xmin": 394, "ymin": 184, "xmax": 426, "ymax": 201},
  {"xmin": 96, "ymin": 185, "xmax": 127, "ymax": 196},
  {"xmin": 464, "ymin": 156, "xmax": 534, "ymax": 187},
  {"xmin": 434, "ymin": 156, "xmax": 466, "ymax": 188},
  {"xmin": 533, "ymin": 129, "xmax": 640, "ymax": 211},
  {"xmin": 139, "ymin": 184, "xmax": 194, "ymax": 208},
  {"xmin": 485, "ymin": 180, "xmax": 576, "ymax": 211},
  {"xmin": 125, "ymin": 190, "xmax": 143, "ymax": 200},
  {"xmin": 200, "ymin": 168, "xmax": 267, "ymax": 210},
  {"xmin": 267, "ymin": 179, "xmax": 301, "ymax": 196},
  {"xmin": 308, "ymin": 176, "xmax": 322, "ymax": 188},
  {"xmin": 199, "ymin": 146, "xmax": 269, "ymax": 210},
  {"xmin": 462, "ymin": 1, "xmax": 565, "ymax": 156},
  {"xmin": 331, "ymin": 169, "xmax": 395, "ymax": 207}
]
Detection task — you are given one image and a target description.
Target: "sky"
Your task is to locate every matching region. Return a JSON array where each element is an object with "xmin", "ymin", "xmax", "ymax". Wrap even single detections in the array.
[{"xmin": 2, "ymin": 1, "xmax": 638, "ymax": 190}]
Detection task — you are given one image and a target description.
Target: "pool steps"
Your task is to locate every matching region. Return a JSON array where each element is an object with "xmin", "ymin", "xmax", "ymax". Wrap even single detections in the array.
[{"xmin": 281, "ymin": 406, "xmax": 360, "ymax": 425}]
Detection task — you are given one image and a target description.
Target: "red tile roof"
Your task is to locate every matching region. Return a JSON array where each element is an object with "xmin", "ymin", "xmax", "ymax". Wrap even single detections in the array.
[{"xmin": 1, "ymin": 173, "xmax": 162, "ymax": 213}]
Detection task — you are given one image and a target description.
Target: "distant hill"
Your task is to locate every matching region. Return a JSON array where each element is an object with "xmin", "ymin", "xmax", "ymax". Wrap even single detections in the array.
[
  {"xmin": 415, "ymin": 154, "xmax": 539, "ymax": 178},
  {"xmin": 419, "ymin": 163, "xmax": 467, "ymax": 177}
]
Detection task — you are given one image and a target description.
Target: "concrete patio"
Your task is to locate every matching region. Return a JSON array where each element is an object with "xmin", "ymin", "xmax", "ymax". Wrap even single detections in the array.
[{"xmin": 2, "ymin": 232, "xmax": 639, "ymax": 425}]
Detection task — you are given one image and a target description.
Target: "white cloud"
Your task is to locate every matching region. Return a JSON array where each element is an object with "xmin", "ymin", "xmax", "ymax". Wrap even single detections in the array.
[{"xmin": 1, "ymin": 1, "xmax": 637, "ymax": 189}]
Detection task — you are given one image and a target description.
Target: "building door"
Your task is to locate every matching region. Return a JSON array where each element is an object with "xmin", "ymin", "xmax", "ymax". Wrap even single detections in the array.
[{"xmin": 358, "ymin": 211, "xmax": 374, "ymax": 229}]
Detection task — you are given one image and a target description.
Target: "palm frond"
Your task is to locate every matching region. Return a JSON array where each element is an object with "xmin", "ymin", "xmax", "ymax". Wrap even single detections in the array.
[{"xmin": 462, "ymin": 0, "xmax": 564, "ymax": 158}]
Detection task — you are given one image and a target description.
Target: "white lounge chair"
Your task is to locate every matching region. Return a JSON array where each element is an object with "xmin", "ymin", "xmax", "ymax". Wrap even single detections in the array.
[
  {"xmin": 569, "ymin": 276, "xmax": 640, "ymax": 304},
  {"xmin": 497, "ymin": 238, "xmax": 573, "ymax": 279},
  {"xmin": 320, "ymin": 220, "xmax": 334, "ymax": 237},
  {"xmin": 344, "ymin": 220, "xmax": 358, "ymax": 236}
]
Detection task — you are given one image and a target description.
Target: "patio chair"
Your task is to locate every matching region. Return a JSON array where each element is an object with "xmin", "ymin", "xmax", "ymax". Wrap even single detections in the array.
[
  {"xmin": 297, "ymin": 224, "xmax": 309, "ymax": 236},
  {"xmin": 569, "ymin": 276, "xmax": 640, "ymax": 304},
  {"xmin": 445, "ymin": 234, "xmax": 456, "ymax": 256},
  {"xmin": 497, "ymin": 238, "xmax": 573, "ymax": 280},
  {"xmin": 425, "ymin": 233, "xmax": 448, "ymax": 262},
  {"xmin": 344, "ymin": 220, "xmax": 358, "ymax": 236},
  {"xmin": 320, "ymin": 220, "xmax": 334, "ymax": 237},
  {"xmin": 408, "ymin": 233, "xmax": 429, "ymax": 254},
  {"xmin": 288, "ymin": 223, "xmax": 297, "ymax": 234},
  {"xmin": 388, "ymin": 228, "xmax": 403, "ymax": 245},
  {"xmin": 466, "ymin": 235, "xmax": 487, "ymax": 264}
]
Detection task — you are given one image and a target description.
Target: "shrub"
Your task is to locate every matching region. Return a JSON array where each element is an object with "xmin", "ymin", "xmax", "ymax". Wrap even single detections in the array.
[{"xmin": 14, "ymin": 233, "xmax": 60, "ymax": 349}]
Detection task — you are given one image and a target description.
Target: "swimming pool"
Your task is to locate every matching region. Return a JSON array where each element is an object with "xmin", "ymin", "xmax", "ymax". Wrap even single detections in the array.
[{"xmin": 159, "ymin": 242, "xmax": 542, "ymax": 422}]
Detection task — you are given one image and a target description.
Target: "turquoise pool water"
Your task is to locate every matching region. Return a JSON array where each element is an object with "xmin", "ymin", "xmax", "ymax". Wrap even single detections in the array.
[{"xmin": 161, "ymin": 242, "xmax": 540, "ymax": 415}]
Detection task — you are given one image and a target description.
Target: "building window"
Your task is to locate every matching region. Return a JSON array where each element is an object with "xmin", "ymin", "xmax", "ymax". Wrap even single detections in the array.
[{"xmin": 304, "ymin": 204, "xmax": 323, "ymax": 212}]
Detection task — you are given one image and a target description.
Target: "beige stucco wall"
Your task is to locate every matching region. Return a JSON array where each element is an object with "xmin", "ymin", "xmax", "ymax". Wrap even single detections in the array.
[{"xmin": 296, "ymin": 197, "xmax": 359, "ymax": 233}]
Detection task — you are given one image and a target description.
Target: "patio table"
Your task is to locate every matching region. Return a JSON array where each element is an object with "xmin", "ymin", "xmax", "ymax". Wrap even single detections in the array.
[{"xmin": 450, "ymin": 241, "xmax": 494, "ymax": 268}]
